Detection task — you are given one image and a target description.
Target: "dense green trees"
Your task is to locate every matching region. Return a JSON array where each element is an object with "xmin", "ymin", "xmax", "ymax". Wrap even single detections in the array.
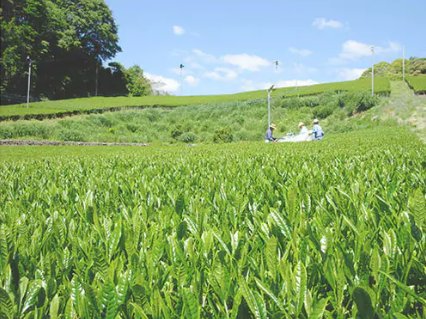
[
  {"xmin": 360, "ymin": 57, "xmax": 426, "ymax": 79},
  {"xmin": 1, "ymin": 0, "xmax": 154, "ymax": 102}
]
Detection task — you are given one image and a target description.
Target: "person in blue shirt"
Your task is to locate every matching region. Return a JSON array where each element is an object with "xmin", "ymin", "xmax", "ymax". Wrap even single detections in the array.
[
  {"xmin": 312, "ymin": 119, "xmax": 324, "ymax": 140},
  {"xmin": 265, "ymin": 123, "xmax": 277, "ymax": 142}
]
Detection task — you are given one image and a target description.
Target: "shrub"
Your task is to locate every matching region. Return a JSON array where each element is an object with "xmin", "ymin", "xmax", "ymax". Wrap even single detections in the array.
[
  {"xmin": 171, "ymin": 125, "xmax": 184, "ymax": 140},
  {"xmin": 300, "ymin": 96, "xmax": 320, "ymax": 107},
  {"xmin": 179, "ymin": 132, "xmax": 197, "ymax": 143},
  {"xmin": 344, "ymin": 92, "xmax": 379, "ymax": 116},
  {"xmin": 213, "ymin": 128, "xmax": 233, "ymax": 143},
  {"xmin": 313, "ymin": 105, "xmax": 334, "ymax": 119},
  {"xmin": 281, "ymin": 97, "xmax": 300, "ymax": 109},
  {"xmin": 354, "ymin": 92, "xmax": 379, "ymax": 112},
  {"xmin": 57, "ymin": 129, "xmax": 85, "ymax": 141},
  {"xmin": 146, "ymin": 110, "xmax": 161, "ymax": 122},
  {"xmin": 126, "ymin": 123, "xmax": 139, "ymax": 133}
]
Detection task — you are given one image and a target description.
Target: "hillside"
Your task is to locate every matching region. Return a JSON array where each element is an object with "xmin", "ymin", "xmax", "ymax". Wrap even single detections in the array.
[
  {"xmin": 0, "ymin": 90, "xmax": 398, "ymax": 144},
  {"xmin": 0, "ymin": 78, "xmax": 391, "ymax": 120},
  {"xmin": 360, "ymin": 57, "xmax": 426, "ymax": 79}
]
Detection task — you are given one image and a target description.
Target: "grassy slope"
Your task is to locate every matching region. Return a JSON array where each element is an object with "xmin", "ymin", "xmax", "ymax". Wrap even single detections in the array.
[
  {"xmin": 0, "ymin": 78, "xmax": 390, "ymax": 117},
  {"xmin": 373, "ymin": 80, "xmax": 426, "ymax": 142},
  {"xmin": 0, "ymin": 92, "xmax": 395, "ymax": 144}
]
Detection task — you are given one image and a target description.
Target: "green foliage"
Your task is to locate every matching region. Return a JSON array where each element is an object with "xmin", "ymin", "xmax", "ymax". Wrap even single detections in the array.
[
  {"xmin": 125, "ymin": 65, "xmax": 153, "ymax": 96},
  {"xmin": 409, "ymin": 57, "xmax": 426, "ymax": 75},
  {"xmin": 352, "ymin": 287, "xmax": 375, "ymax": 319},
  {"xmin": 0, "ymin": 78, "xmax": 391, "ymax": 118},
  {"xmin": 344, "ymin": 92, "xmax": 380, "ymax": 116},
  {"xmin": 1, "ymin": 0, "xmax": 122, "ymax": 100},
  {"xmin": 361, "ymin": 57, "xmax": 426, "ymax": 80},
  {"xmin": 406, "ymin": 76, "xmax": 426, "ymax": 94},
  {"xmin": 0, "ymin": 90, "xmax": 386, "ymax": 143},
  {"xmin": 213, "ymin": 128, "xmax": 233, "ymax": 143},
  {"xmin": 179, "ymin": 132, "xmax": 197, "ymax": 143},
  {"xmin": 171, "ymin": 125, "xmax": 184, "ymax": 140},
  {"xmin": 312, "ymin": 105, "xmax": 334, "ymax": 119},
  {"xmin": 0, "ymin": 128, "xmax": 425, "ymax": 318}
]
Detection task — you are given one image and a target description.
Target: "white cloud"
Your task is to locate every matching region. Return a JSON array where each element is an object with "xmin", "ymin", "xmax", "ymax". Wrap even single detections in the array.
[
  {"xmin": 313, "ymin": 18, "xmax": 344, "ymax": 29},
  {"xmin": 188, "ymin": 49, "xmax": 218, "ymax": 64},
  {"xmin": 189, "ymin": 62, "xmax": 203, "ymax": 69},
  {"xmin": 145, "ymin": 73, "xmax": 180, "ymax": 92},
  {"xmin": 289, "ymin": 47, "xmax": 313, "ymax": 57},
  {"xmin": 204, "ymin": 67, "xmax": 238, "ymax": 81},
  {"xmin": 337, "ymin": 68, "xmax": 366, "ymax": 80},
  {"xmin": 222, "ymin": 54, "xmax": 270, "ymax": 71},
  {"xmin": 185, "ymin": 75, "xmax": 200, "ymax": 86},
  {"xmin": 173, "ymin": 26, "xmax": 185, "ymax": 35},
  {"xmin": 330, "ymin": 40, "xmax": 401, "ymax": 64}
]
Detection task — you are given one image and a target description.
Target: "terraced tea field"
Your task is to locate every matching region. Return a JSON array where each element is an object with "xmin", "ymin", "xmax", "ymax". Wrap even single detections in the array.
[
  {"xmin": 1, "ymin": 128, "xmax": 425, "ymax": 318},
  {"xmin": 0, "ymin": 78, "xmax": 390, "ymax": 120},
  {"xmin": 406, "ymin": 76, "xmax": 426, "ymax": 94}
]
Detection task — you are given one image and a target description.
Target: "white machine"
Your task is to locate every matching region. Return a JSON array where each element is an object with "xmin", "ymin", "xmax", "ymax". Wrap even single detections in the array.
[{"xmin": 276, "ymin": 132, "xmax": 312, "ymax": 143}]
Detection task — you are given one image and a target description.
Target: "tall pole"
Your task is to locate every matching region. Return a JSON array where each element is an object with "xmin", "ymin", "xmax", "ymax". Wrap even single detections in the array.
[
  {"xmin": 402, "ymin": 46, "xmax": 405, "ymax": 82},
  {"xmin": 179, "ymin": 64, "xmax": 184, "ymax": 95},
  {"xmin": 371, "ymin": 46, "xmax": 375, "ymax": 96},
  {"xmin": 26, "ymin": 56, "xmax": 32, "ymax": 108},
  {"xmin": 267, "ymin": 89, "xmax": 271, "ymax": 127},
  {"xmin": 267, "ymin": 85, "xmax": 274, "ymax": 127},
  {"xmin": 95, "ymin": 58, "xmax": 98, "ymax": 97}
]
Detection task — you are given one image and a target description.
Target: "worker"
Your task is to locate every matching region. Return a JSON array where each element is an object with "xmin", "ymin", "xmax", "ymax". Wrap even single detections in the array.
[
  {"xmin": 298, "ymin": 122, "xmax": 308, "ymax": 135},
  {"xmin": 312, "ymin": 119, "xmax": 324, "ymax": 140},
  {"xmin": 265, "ymin": 124, "xmax": 277, "ymax": 143}
]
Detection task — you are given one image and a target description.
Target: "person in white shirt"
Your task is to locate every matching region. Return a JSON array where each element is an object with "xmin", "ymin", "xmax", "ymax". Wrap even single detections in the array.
[{"xmin": 298, "ymin": 122, "xmax": 308, "ymax": 135}]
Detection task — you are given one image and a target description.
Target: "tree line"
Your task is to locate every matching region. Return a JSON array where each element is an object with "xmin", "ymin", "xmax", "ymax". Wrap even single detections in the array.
[
  {"xmin": 360, "ymin": 57, "xmax": 426, "ymax": 80},
  {"xmin": 1, "ymin": 0, "xmax": 156, "ymax": 104}
]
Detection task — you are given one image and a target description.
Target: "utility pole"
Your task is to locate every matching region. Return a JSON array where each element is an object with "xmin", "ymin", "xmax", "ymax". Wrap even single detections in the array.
[
  {"xmin": 402, "ymin": 46, "xmax": 405, "ymax": 82},
  {"xmin": 371, "ymin": 46, "xmax": 375, "ymax": 96},
  {"xmin": 267, "ymin": 85, "xmax": 275, "ymax": 127},
  {"xmin": 179, "ymin": 64, "xmax": 184, "ymax": 95},
  {"xmin": 26, "ymin": 56, "xmax": 32, "ymax": 108},
  {"xmin": 95, "ymin": 57, "xmax": 99, "ymax": 97}
]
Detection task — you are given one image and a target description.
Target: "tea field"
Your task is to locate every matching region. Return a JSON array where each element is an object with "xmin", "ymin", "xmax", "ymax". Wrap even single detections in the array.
[
  {"xmin": 0, "ymin": 128, "xmax": 425, "ymax": 318},
  {"xmin": 0, "ymin": 78, "xmax": 391, "ymax": 120},
  {"xmin": 406, "ymin": 76, "xmax": 426, "ymax": 95}
]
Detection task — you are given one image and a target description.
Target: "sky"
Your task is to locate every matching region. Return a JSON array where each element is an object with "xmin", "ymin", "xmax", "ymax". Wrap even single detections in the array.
[{"xmin": 104, "ymin": 0, "xmax": 426, "ymax": 95}]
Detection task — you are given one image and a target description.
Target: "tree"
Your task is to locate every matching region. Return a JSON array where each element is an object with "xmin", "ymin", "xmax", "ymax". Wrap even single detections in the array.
[
  {"xmin": 1, "ymin": 0, "xmax": 122, "ymax": 100},
  {"xmin": 360, "ymin": 57, "xmax": 426, "ymax": 80},
  {"xmin": 0, "ymin": 0, "xmax": 49, "ymax": 93},
  {"xmin": 125, "ymin": 65, "xmax": 153, "ymax": 96}
]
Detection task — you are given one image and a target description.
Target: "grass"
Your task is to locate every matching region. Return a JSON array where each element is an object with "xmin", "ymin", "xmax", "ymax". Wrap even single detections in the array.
[
  {"xmin": 374, "ymin": 81, "xmax": 426, "ymax": 142},
  {"xmin": 0, "ymin": 78, "xmax": 390, "ymax": 119},
  {"xmin": 406, "ymin": 75, "xmax": 426, "ymax": 94},
  {"xmin": 0, "ymin": 91, "xmax": 393, "ymax": 144}
]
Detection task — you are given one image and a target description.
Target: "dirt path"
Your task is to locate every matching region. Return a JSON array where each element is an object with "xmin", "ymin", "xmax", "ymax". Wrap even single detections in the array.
[{"xmin": 0, "ymin": 140, "xmax": 149, "ymax": 146}]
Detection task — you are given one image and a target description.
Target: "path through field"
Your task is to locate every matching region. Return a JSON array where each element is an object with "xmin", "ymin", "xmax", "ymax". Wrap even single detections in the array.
[{"xmin": 379, "ymin": 81, "xmax": 426, "ymax": 142}]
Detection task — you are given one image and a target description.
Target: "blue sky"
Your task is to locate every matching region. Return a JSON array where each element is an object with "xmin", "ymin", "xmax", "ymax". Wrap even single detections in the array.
[{"xmin": 104, "ymin": 0, "xmax": 426, "ymax": 95}]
